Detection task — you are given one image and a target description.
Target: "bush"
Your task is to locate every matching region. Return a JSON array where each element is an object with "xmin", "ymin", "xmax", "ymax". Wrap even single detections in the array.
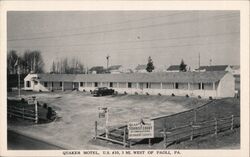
[
  {"xmin": 171, "ymin": 93, "xmax": 175, "ymax": 97},
  {"xmin": 47, "ymin": 107, "xmax": 53, "ymax": 120},
  {"xmin": 158, "ymin": 93, "xmax": 161, "ymax": 96},
  {"xmin": 21, "ymin": 98, "xmax": 25, "ymax": 103},
  {"xmin": 198, "ymin": 95, "xmax": 201, "ymax": 99},
  {"xmin": 135, "ymin": 92, "xmax": 138, "ymax": 95},
  {"xmin": 124, "ymin": 91, "xmax": 127, "ymax": 95},
  {"xmin": 186, "ymin": 94, "xmax": 189, "ymax": 98},
  {"xmin": 43, "ymin": 103, "xmax": 48, "ymax": 109},
  {"xmin": 209, "ymin": 96, "xmax": 213, "ymax": 100},
  {"xmin": 39, "ymin": 90, "xmax": 42, "ymax": 92},
  {"xmin": 146, "ymin": 92, "xmax": 149, "ymax": 95},
  {"xmin": 83, "ymin": 89, "xmax": 86, "ymax": 92}
]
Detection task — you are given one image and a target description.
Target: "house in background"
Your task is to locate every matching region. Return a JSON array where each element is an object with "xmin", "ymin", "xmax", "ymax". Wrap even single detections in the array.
[
  {"xmin": 107, "ymin": 65, "xmax": 122, "ymax": 74},
  {"xmin": 135, "ymin": 64, "xmax": 147, "ymax": 73},
  {"xmin": 195, "ymin": 65, "xmax": 232, "ymax": 72},
  {"xmin": 24, "ymin": 71, "xmax": 235, "ymax": 98},
  {"xmin": 230, "ymin": 65, "xmax": 240, "ymax": 75},
  {"xmin": 89, "ymin": 66, "xmax": 106, "ymax": 74},
  {"xmin": 166, "ymin": 65, "xmax": 181, "ymax": 72}
]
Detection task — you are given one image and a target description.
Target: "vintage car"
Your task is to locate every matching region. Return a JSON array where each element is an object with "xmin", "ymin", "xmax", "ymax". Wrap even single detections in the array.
[{"xmin": 93, "ymin": 87, "xmax": 115, "ymax": 96}]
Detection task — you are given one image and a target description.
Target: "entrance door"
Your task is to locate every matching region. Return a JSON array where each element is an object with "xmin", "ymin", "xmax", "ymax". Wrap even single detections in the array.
[
  {"xmin": 139, "ymin": 83, "xmax": 143, "ymax": 90},
  {"xmin": 73, "ymin": 82, "xmax": 79, "ymax": 90}
]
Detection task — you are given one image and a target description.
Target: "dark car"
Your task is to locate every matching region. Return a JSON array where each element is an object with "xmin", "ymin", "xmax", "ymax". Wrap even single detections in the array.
[{"xmin": 93, "ymin": 87, "xmax": 114, "ymax": 96}]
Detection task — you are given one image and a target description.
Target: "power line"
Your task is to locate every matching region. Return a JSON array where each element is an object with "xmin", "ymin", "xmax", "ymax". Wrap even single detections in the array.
[
  {"xmin": 8, "ymin": 31, "xmax": 239, "ymax": 49},
  {"xmin": 8, "ymin": 13, "xmax": 238, "ymax": 42},
  {"xmin": 8, "ymin": 11, "xmax": 190, "ymax": 39}
]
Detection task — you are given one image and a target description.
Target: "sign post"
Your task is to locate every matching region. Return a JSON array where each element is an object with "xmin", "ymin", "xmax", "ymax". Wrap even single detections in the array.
[
  {"xmin": 98, "ymin": 107, "xmax": 109, "ymax": 138},
  {"xmin": 32, "ymin": 96, "xmax": 38, "ymax": 124}
]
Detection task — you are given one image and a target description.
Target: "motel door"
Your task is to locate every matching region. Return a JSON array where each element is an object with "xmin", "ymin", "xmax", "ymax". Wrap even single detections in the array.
[
  {"xmin": 139, "ymin": 83, "xmax": 143, "ymax": 90},
  {"xmin": 73, "ymin": 82, "xmax": 79, "ymax": 89}
]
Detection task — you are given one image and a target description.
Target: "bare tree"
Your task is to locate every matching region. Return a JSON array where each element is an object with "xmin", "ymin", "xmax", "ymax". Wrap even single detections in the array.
[{"xmin": 7, "ymin": 50, "xmax": 18, "ymax": 74}]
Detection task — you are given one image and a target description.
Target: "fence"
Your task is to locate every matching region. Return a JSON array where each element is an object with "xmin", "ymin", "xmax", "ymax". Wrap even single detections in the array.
[
  {"xmin": 7, "ymin": 105, "xmax": 38, "ymax": 123},
  {"xmin": 94, "ymin": 121, "xmax": 130, "ymax": 147},
  {"xmin": 160, "ymin": 115, "xmax": 240, "ymax": 148}
]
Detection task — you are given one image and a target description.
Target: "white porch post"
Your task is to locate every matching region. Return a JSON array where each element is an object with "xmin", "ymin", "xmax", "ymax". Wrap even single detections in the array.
[
  {"xmin": 136, "ymin": 83, "xmax": 139, "ymax": 89},
  {"xmin": 188, "ymin": 82, "xmax": 190, "ymax": 90},
  {"xmin": 85, "ymin": 82, "xmax": 87, "ymax": 87},
  {"xmin": 117, "ymin": 82, "xmax": 119, "ymax": 88},
  {"xmin": 160, "ymin": 82, "xmax": 163, "ymax": 89},
  {"xmin": 200, "ymin": 82, "xmax": 203, "ymax": 90},
  {"xmin": 100, "ymin": 82, "xmax": 103, "ymax": 87},
  {"xmin": 213, "ymin": 82, "xmax": 215, "ymax": 90}
]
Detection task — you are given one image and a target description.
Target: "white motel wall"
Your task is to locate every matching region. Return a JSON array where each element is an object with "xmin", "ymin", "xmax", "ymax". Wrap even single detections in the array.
[{"xmin": 24, "ymin": 71, "xmax": 235, "ymax": 98}]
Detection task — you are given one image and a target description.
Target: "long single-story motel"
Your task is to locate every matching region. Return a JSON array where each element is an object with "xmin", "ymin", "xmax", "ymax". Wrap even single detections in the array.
[{"xmin": 24, "ymin": 71, "xmax": 235, "ymax": 98}]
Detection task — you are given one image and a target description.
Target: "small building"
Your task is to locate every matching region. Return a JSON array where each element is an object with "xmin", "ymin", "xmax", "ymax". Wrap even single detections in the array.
[
  {"xmin": 89, "ymin": 66, "xmax": 105, "ymax": 74},
  {"xmin": 166, "ymin": 65, "xmax": 181, "ymax": 72},
  {"xmin": 229, "ymin": 65, "xmax": 240, "ymax": 75},
  {"xmin": 195, "ymin": 65, "xmax": 232, "ymax": 72},
  {"xmin": 135, "ymin": 64, "xmax": 147, "ymax": 73},
  {"xmin": 24, "ymin": 71, "xmax": 235, "ymax": 98},
  {"xmin": 107, "ymin": 65, "xmax": 122, "ymax": 74}
]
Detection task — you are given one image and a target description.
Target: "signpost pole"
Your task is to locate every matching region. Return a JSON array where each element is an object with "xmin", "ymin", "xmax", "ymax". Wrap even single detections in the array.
[
  {"xmin": 105, "ymin": 109, "xmax": 109, "ymax": 139},
  {"xmin": 34, "ymin": 97, "xmax": 38, "ymax": 124}
]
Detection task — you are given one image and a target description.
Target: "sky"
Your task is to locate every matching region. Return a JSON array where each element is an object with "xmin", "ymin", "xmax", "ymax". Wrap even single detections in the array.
[{"xmin": 7, "ymin": 11, "xmax": 240, "ymax": 72}]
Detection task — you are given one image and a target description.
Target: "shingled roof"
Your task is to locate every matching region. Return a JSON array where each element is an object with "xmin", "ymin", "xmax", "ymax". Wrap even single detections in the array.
[
  {"xmin": 196, "ymin": 65, "xmax": 229, "ymax": 71},
  {"xmin": 35, "ymin": 71, "xmax": 228, "ymax": 83},
  {"xmin": 167, "ymin": 65, "xmax": 180, "ymax": 71}
]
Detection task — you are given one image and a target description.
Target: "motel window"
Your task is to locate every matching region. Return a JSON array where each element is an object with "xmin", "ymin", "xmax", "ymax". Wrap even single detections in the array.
[
  {"xmin": 198, "ymin": 83, "xmax": 204, "ymax": 90},
  {"xmin": 80, "ymin": 82, "xmax": 83, "ymax": 87},
  {"xmin": 128, "ymin": 82, "xmax": 132, "ymax": 88},
  {"xmin": 146, "ymin": 83, "xmax": 151, "ymax": 88},
  {"xmin": 60, "ymin": 82, "xmax": 62, "ymax": 87},
  {"xmin": 94, "ymin": 82, "xmax": 98, "ymax": 87},
  {"xmin": 26, "ymin": 81, "xmax": 30, "ymax": 87},
  {"xmin": 44, "ymin": 82, "xmax": 48, "ymax": 87},
  {"xmin": 110, "ymin": 82, "xmax": 113, "ymax": 88},
  {"xmin": 175, "ymin": 83, "xmax": 179, "ymax": 89}
]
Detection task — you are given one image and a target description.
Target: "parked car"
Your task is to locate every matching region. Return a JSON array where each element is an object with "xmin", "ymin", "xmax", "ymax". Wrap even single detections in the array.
[{"xmin": 93, "ymin": 87, "xmax": 114, "ymax": 96}]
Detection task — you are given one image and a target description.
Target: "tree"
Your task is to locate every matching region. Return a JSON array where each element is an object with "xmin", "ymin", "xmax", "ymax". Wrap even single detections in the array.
[
  {"xmin": 50, "ymin": 57, "xmax": 85, "ymax": 74},
  {"xmin": 7, "ymin": 50, "xmax": 18, "ymax": 74},
  {"xmin": 179, "ymin": 59, "xmax": 187, "ymax": 72},
  {"xmin": 146, "ymin": 56, "xmax": 154, "ymax": 72},
  {"xmin": 22, "ymin": 50, "xmax": 44, "ymax": 73}
]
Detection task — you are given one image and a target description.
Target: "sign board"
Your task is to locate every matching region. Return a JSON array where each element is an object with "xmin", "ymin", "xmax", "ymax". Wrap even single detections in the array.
[
  {"xmin": 128, "ymin": 120, "xmax": 154, "ymax": 139},
  {"xmin": 27, "ymin": 99, "xmax": 35, "ymax": 105},
  {"xmin": 98, "ymin": 107, "xmax": 108, "ymax": 118}
]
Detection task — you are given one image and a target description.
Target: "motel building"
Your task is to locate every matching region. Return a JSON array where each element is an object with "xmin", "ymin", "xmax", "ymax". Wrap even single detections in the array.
[{"xmin": 24, "ymin": 71, "xmax": 235, "ymax": 98}]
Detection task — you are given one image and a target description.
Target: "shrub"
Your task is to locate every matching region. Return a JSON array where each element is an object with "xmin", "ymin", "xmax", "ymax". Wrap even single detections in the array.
[
  {"xmin": 21, "ymin": 98, "xmax": 25, "ymax": 103},
  {"xmin": 124, "ymin": 91, "xmax": 127, "ymax": 95},
  {"xmin": 186, "ymin": 94, "xmax": 189, "ymax": 98},
  {"xmin": 83, "ymin": 89, "xmax": 86, "ymax": 92},
  {"xmin": 171, "ymin": 93, "xmax": 175, "ymax": 97},
  {"xmin": 158, "ymin": 93, "xmax": 161, "ymax": 96},
  {"xmin": 198, "ymin": 95, "xmax": 201, "ymax": 99},
  {"xmin": 209, "ymin": 96, "xmax": 213, "ymax": 100},
  {"xmin": 47, "ymin": 107, "xmax": 53, "ymax": 120},
  {"xmin": 146, "ymin": 92, "xmax": 149, "ymax": 95},
  {"xmin": 135, "ymin": 92, "xmax": 138, "ymax": 95},
  {"xmin": 39, "ymin": 90, "xmax": 42, "ymax": 92},
  {"xmin": 43, "ymin": 103, "xmax": 48, "ymax": 109}
]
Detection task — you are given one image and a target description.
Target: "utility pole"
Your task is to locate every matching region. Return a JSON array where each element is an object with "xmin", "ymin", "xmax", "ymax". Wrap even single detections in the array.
[{"xmin": 106, "ymin": 55, "xmax": 110, "ymax": 69}]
